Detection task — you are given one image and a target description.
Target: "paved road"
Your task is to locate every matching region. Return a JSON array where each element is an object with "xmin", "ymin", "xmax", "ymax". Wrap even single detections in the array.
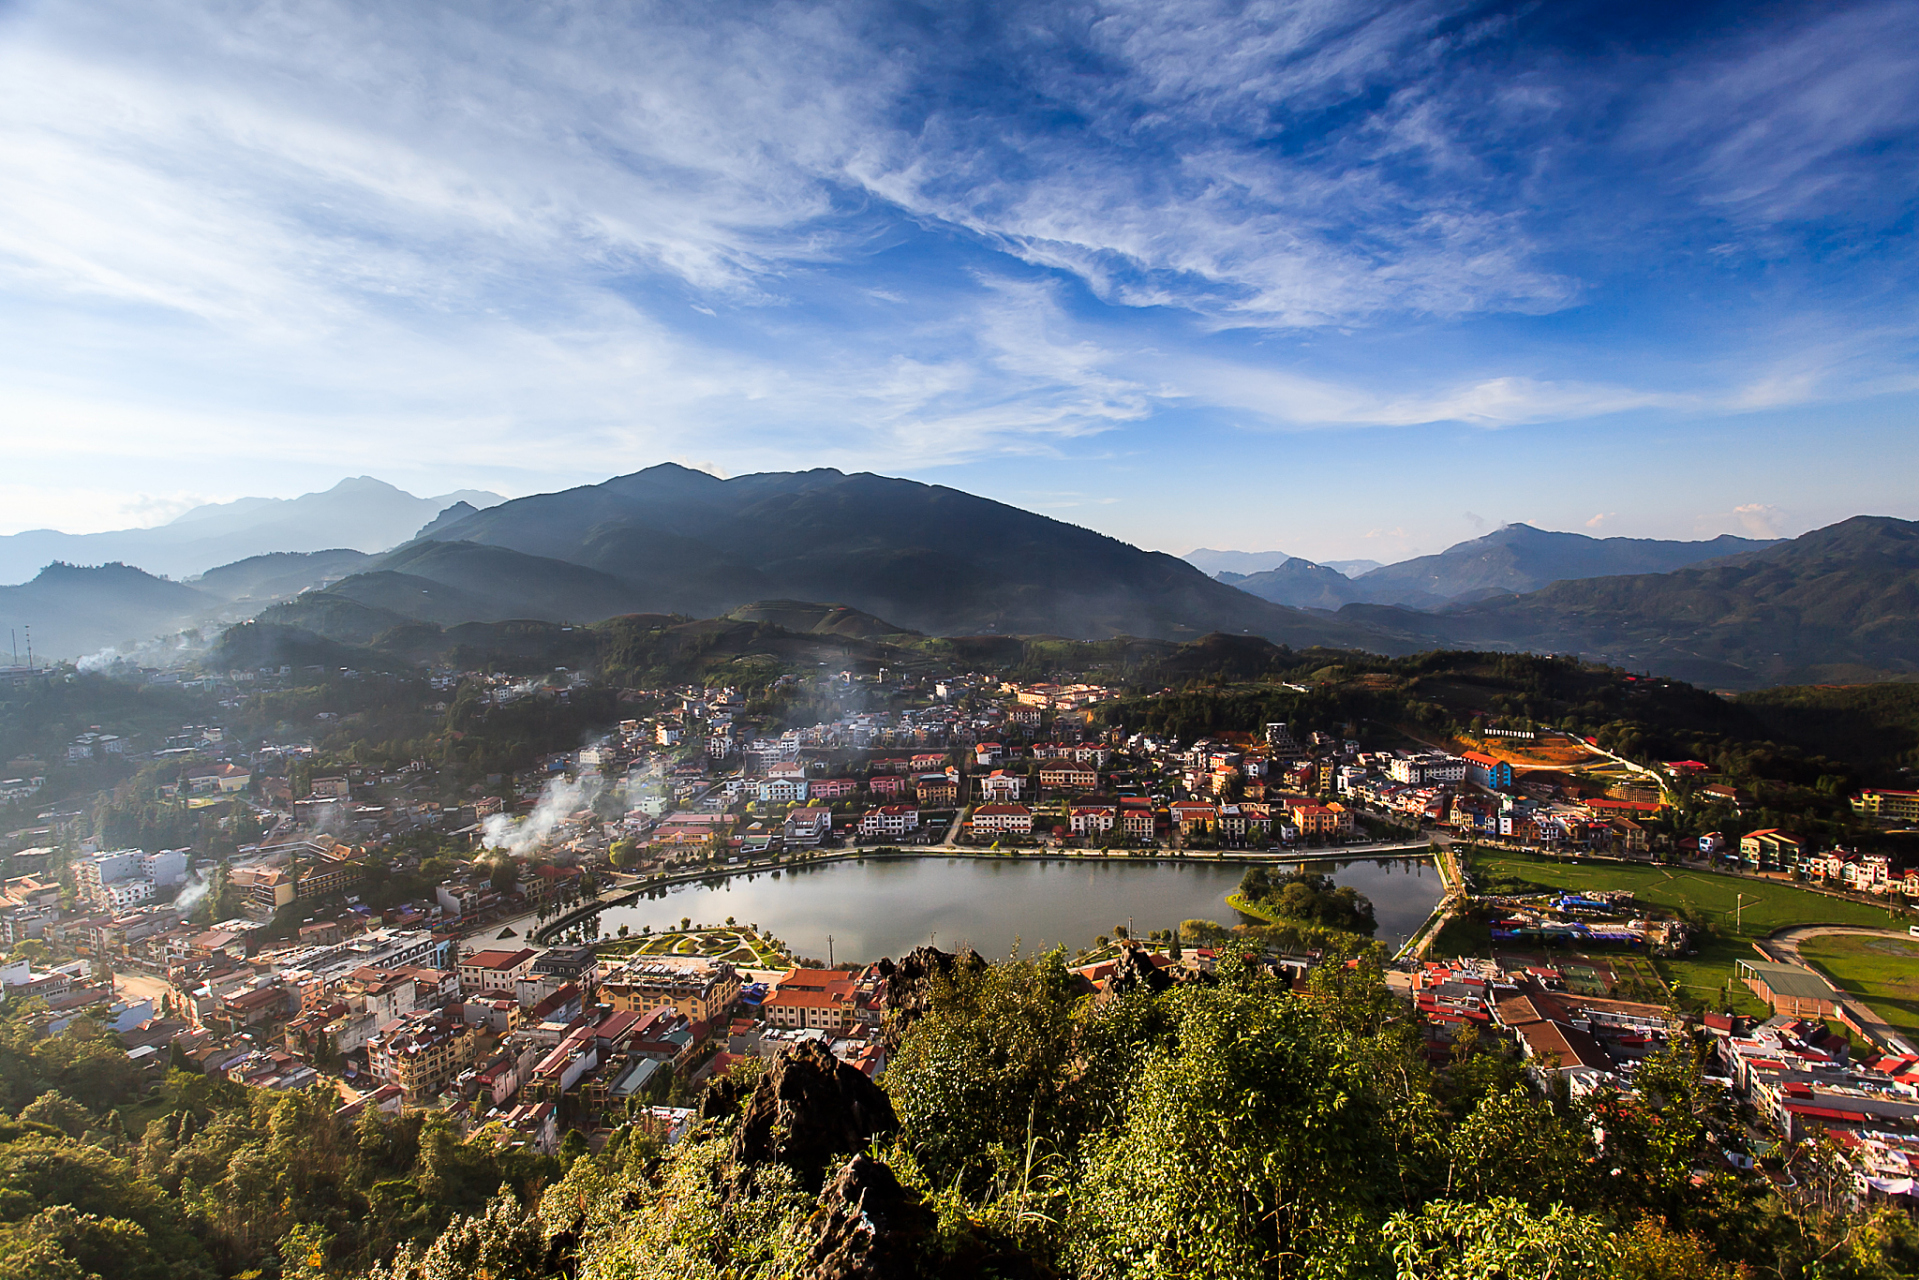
[
  {"xmin": 938, "ymin": 810, "xmax": 967, "ymax": 846},
  {"xmin": 1768, "ymin": 925, "xmax": 1916, "ymax": 1051}
]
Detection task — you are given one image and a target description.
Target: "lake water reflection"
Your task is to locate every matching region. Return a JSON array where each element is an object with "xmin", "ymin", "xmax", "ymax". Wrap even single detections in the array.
[{"xmin": 587, "ymin": 855, "xmax": 1443, "ymax": 963}]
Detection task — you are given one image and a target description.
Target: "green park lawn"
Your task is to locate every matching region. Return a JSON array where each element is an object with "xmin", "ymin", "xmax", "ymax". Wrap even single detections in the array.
[
  {"xmin": 1462, "ymin": 850, "xmax": 1908, "ymax": 1014},
  {"xmin": 604, "ymin": 926, "xmax": 787, "ymax": 967},
  {"xmin": 1800, "ymin": 933, "xmax": 1919, "ymax": 1037}
]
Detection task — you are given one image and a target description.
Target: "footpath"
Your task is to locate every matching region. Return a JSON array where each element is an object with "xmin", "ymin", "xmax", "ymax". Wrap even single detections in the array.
[{"xmin": 1395, "ymin": 840, "xmax": 1463, "ymax": 965}]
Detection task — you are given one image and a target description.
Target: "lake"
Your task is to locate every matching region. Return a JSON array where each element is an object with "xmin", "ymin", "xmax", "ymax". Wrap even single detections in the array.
[{"xmin": 583, "ymin": 855, "xmax": 1444, "ymax": 963}]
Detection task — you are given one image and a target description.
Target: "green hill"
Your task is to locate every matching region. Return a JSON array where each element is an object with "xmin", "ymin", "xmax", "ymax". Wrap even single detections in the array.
[
  {"xmin": 421, "ymin": 463, "xmax": 1403, "ymax": 648},
  {"xmin": 1345, "ymin": 516, "xmax": 1919, "ymax": 689}
]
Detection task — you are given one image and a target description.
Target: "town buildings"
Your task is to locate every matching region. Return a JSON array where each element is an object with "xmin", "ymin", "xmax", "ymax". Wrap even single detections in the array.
[{"xmin": 600, "ymin": 959, "xmax": 741, "ymax": 1034}]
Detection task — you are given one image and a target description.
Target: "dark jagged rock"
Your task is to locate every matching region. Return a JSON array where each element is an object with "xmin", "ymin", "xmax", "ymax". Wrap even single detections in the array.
[
  {"xmin": 542, "ymin": 1211, "xmax": 584, "ymax": 1279},
  {"xmin": 1106, "ymin": 944, "xmax": 1174, "ymax": 995},
  {"xmin": 876, "ymin": 944, "xmax": 986, "ymax": 1042},
  {"xmin": 729, "ymin": 1040, "xmax": 898, "ymax": 1192},
  {"xmin": 792, "ymin": 1153, "xmax": 935, "ymax": 1280},
  {"xmin": 696, "ymin": 1065, "xmax": 754, "ymax": 1124}
]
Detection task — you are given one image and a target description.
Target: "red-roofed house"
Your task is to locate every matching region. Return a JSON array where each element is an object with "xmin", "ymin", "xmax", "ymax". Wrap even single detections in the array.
[
  {"xmin": 765, "ymin": 969, "xmax": 856, "ymax": 1031},
  {"xmin": 858, "ymin": 806, "xmax": 919, "ymax": 838}
]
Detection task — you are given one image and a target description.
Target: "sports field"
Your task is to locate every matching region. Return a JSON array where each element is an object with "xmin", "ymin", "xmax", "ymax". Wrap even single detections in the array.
[
  {"xmin": 1464, "ymin": 850, "xmax": 1905, "ymax": 1012},
  {"xmin": 1800, "ymin": 933, "xmax": 1919, "ymax": 1036}
]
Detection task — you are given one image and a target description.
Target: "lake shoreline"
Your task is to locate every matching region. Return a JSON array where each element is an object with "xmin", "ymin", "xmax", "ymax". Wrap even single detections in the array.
[{"xmin": 520, "ymin": 850, "xmax": 1445, "ymax": 964}]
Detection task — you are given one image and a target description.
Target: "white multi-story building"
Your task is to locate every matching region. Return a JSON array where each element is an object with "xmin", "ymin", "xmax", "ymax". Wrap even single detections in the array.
[
  {"xmin": 1386, "ymin": 753, "xmax": 1467, "ymax": 786},
  {"xmin": 979, "ymin": 771, "xmax": 1024, "ymax": 801},
  {"xmin": 72, "ymin": 848, "xmax": 190, "ymax": 911},
  {"xmin": 858, "ymin": 806, "xmax": 920, "ymax": 838}
]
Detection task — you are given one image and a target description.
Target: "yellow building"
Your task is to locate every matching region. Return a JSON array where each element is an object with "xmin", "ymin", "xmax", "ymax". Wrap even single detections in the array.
[
  {"xmin": 1854, "ymin": 790, "xmax": 1919, "ymax": 823},
  {"xmin": 365, "ymin": 1012, "xmax": 478, "ymax": 1098},
  {"xmin": 601, "ymin": 958, "xmax": 740, "ymax": 1030}
]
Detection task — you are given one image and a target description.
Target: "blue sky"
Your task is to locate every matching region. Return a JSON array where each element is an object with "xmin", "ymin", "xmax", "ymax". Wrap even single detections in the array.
[{"xmin": 1, "ymin": 0, "xmax": 1915, "ymax": 562}]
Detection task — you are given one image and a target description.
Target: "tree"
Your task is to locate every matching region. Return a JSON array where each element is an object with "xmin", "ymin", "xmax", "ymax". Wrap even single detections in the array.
[
  {"xmin": 560, "ymin": 1128, "xmax": 591, "ymax": 1168},
  {"xmin": 9, "ymin": 940, "xmax": 51, "ymax": 967},
  {"xmin": 19, "ymin": 1091, "xmax": 93, "ymax": 1140},
  {"xmin": 1383, "ymin": 1198, "xmax": 1618, "ymax": 1280},
  {"xmin": 1070, "ymin": 984, "xmax": 1396, "ymax": 1276},
  {"xmin": 1444, "ymin": 1087, "xmax": 1594, "ymax": 1209},
  {"xmin": 366, "ymin": 1193, "xmax": 547, "ymax": 1280},
  {"xmin": 885, "ymin": 949, "xmax": 1083, "ymax": 1193}
]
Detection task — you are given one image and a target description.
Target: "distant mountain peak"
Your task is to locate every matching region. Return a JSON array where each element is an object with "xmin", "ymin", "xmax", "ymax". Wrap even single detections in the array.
[
  {"xmin": 325, "ymin": 475, "xmax": 409, "ymax": 495},
  {"xmin": 1182, "ymin": 547, "xmax": 1297, "ymax": 577},
  {"xmin": 1347, "ymin": 523, "xmax": 1781, "ymax": 605},
  {"xmin": 0, "ymin": 479, "xmax": 507, "ymax": 585},
  {"xmin": 413, "ymin": 501, "xmax": 480, "ymax": 541}
]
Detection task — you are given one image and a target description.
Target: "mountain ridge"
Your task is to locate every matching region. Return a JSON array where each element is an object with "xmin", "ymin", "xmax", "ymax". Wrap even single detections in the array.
[
  {"xmin": 0, "ymin": 477, "xmax": 505, "ymax": 584},
  {"xmin": 411, "ymin": 463, "xmax": 1395, "ymax": 649},
  {"xmin": 1340, "ymin": 515, "xmax": 1919, "ymax": 688},
  {"xmin": 1349, "ymin": 523, "xmax": 1778, "ymax": 606}
]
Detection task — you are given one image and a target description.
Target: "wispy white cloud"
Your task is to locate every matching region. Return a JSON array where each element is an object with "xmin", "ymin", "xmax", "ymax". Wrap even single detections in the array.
[
  {"xmin": 0, "ymin": 0, "xmax": 1914, "ymax": 539},
  {"xmin": 1624, "ymin": 1, "xmax": 1919, "ymax": 227}
]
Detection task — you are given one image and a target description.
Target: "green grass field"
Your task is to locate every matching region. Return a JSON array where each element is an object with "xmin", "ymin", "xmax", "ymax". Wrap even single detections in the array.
[
  {"xmin": 1464, "ymin": 850, "xmax": 1908, "ymax": 1013},
  {"xmin": 1800, "ymin": 933, "xmax": 1919, "ymax": 1036}
]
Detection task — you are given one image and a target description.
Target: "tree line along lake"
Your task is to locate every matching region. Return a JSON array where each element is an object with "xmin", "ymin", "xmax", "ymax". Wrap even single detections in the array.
[{"xmin": 584, "ymin": 855, "xmax": 1445, "ymax": 963}]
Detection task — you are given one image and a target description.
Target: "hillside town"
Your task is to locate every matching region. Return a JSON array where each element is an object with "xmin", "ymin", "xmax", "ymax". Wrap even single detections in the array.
[{"xmin": 1, "ymin": 653, "xmax": 1917, "ymax": 1215}]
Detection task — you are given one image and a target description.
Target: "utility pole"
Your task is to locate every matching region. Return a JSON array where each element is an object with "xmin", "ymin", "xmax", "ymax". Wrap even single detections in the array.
[
  {"xmin": 1737, "ymin": 893, "xmax": 1752, "ymax": 934},
  {"xmin": 828, "ymin": 934, "xmax": 834, "ymax": 967}
]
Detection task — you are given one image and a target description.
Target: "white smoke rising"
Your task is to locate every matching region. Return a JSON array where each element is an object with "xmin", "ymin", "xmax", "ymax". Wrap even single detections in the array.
[
  {"xmin": 483, "ymin": 771, "xmax": 606, "ymax": 859},
  {"xmin": 76, "ymin": 647, "xmax": 120, "ymax": 672},
  {"xmin": 481, "ymin": 737, "xmax": 673, "ymax": 859},
  {"xmin": 173, "ymin": 870, "xmax": 211, "ymax": 912}
]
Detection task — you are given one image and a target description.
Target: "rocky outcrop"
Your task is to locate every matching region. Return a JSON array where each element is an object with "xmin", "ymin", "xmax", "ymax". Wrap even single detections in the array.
[
  {"xmin": 696, "ymin": 1064, "xmax": 754, "ymax": 1125},
  {"xmin": 729, "ymin": 1040, "xmax": 898, "ymax": 1192},
  {"xmin": 791, "ymin": 1153, "xmax": 935, "ymax": 1280},
  {"xmin": 875, "ymin": 944, "xmax": 986, "ymax": 1042}
]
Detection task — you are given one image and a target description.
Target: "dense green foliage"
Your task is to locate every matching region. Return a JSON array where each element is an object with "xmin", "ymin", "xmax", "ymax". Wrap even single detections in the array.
[
  {"xmin": 0, "ymin": 1070, "xmax": 560, "ymax": 1279},
  {"xmin": 252, "ymin": 952, "xmax": 1919, "ymax": 1280},
  {"xmin": 5, "ymin": 948, "xmax": 1915, "ymax": 1278},
  {"xmin": 1239, "ymin": 866, "xmax": 1379, "ymax": 934}
]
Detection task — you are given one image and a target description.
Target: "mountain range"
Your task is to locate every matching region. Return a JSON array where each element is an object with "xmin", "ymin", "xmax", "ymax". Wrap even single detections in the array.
[
  {"xmin": 355, "ymin": 465, "xmax": 1387, "ymax": 647},
  {"xmin": 1348, "ymin": 515, "xmax": 1919, "ymax": 688},
  {"xmin": 1209, "ymin": 524, "xmax": 1777, "ymax": 610},
  {"xmin": 1185, "ymin": 548, "xmax": 1384, "ymax": 578},
  {"xmin": 0, "ymin": 477, "xmax": 502, "ymax": 585},
  {"xmin": 0, "ymin": 465, "xmax": 1914, "ymax": 691}
]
